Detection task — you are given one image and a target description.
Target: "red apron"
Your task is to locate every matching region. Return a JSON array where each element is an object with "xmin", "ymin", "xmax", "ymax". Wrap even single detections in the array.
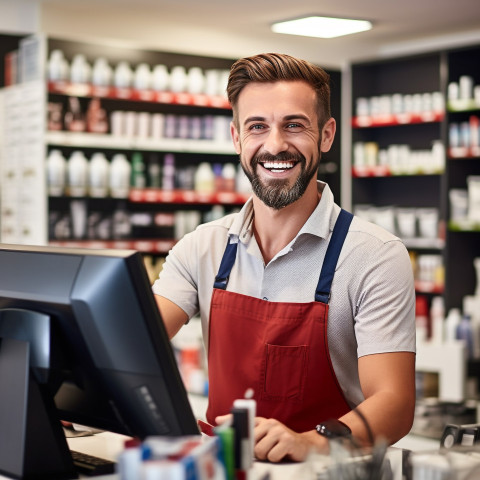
[{"xmin": 206, "ymin": 209, "xmax": 353, "ymax": 433}]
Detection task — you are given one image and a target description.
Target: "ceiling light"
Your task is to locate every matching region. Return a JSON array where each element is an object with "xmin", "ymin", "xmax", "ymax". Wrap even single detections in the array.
[{"xmin": 271, "ymin": 16, "xmax": 372, "ymax": 39}]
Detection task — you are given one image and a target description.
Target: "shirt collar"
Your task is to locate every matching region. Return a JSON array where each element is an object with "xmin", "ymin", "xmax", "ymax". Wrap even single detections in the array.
[{"xmin": 228, "ymin": 181, "xmax": 337, "ymax": 244}]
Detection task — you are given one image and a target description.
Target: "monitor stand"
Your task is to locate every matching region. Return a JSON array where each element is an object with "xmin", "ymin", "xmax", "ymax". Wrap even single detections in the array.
[{"xmin": 0, "ymin": 314, "xmax": 77, "ymax": 479}]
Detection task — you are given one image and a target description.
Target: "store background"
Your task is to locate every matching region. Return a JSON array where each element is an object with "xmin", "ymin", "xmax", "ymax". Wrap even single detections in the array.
[{"xmin": 2, "ymin": 0, "xmax": 480, "ymax": 451}]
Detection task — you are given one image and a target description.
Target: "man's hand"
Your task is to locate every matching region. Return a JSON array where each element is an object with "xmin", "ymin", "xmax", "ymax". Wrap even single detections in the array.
[{"xmin": 254, "ymin": 417, "xmax": 328, "ymax": 462}]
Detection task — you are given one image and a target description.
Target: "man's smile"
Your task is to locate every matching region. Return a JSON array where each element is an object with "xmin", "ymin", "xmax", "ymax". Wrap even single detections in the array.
[{"xmin": 260, "ymin": 160, "xmax": 297, "ymax": 173}]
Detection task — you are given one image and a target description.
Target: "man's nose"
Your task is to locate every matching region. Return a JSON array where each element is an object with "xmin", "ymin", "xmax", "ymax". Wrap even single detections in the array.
[{"xmin": 263, "ymin": 127, "xmax": 288, "ymax": 155}]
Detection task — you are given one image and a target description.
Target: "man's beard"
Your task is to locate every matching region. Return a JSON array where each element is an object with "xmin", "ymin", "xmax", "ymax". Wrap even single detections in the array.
[{"xmin": 241, "ymin": 150, "xmax": 321, "ymax": 210}]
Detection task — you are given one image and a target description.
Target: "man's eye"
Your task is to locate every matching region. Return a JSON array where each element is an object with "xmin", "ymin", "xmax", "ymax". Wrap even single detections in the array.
[
  {"xmin": 286, "ymin": 123, "xmax": 302, "ymax": 129},
  {"xmin": 249, "ymin": 124, "xmax": 265, "ymax": 131}
]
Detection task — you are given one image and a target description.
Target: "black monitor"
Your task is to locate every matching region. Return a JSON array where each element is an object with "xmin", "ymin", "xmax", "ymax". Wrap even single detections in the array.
[{"xmin": 0, "ymin": 243, "xmax": 199, "ymax": 479}]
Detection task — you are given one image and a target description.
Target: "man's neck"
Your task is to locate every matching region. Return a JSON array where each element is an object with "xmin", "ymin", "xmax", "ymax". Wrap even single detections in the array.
[{"xmin": 252, "ymin": 185, "xmax": 321, "ymax": 265}]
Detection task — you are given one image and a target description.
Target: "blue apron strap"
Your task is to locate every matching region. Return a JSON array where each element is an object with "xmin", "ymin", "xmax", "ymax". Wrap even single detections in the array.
[
  {"xmin": 315, "ymin": 209, "xmax": 353, "ymax": 304},
  {"xmin": 213, "ymin": 240, "xmax": 238, "ymax": 290}
]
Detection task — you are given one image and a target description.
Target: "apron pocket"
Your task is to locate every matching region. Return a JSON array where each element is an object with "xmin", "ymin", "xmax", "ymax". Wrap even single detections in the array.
[{"xmin": 261, "ymin": 344, "xmax": 308, "ymax": 402}]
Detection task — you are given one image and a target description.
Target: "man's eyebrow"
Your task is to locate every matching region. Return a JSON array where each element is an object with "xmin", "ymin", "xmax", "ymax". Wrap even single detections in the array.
[
  {"xmin": 243, "ymin": 114, "xmax": 311, "ymax": 126},
  {"xmin": 284, "ymin": 114, "xmax": 310, "ymax": 122},
  {"xmin": 243, "ymin": 116, "xmax": 265, "ymax": 126}
]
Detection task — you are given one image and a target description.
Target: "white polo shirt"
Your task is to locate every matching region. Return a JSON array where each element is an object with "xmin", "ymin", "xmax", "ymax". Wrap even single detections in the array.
[{"xmin": 153, "ymin": 181, "xmax": 416, "ymax": 407}]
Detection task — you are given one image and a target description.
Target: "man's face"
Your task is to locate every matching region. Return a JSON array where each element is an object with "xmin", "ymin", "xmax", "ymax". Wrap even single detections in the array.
[{"xmin": 230, "ymin": 80, "xmax": 335, "ymax": 209}]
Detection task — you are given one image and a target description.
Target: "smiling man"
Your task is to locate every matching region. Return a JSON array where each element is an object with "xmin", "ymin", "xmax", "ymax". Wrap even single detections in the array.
[{"xmin": 153, "ymin": 53, "xmax": 416, "ymax": 463}]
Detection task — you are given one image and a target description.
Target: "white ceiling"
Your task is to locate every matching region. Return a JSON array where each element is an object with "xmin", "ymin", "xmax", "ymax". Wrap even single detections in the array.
[{"xmin": 39, "ymin": 0, "xmax": 480, "ymax": 68}]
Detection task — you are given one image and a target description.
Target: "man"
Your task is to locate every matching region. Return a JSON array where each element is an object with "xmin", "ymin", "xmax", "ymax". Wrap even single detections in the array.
[{"xmin": 153, "ymin": 53, "xmax": 416, "ymax": 463}]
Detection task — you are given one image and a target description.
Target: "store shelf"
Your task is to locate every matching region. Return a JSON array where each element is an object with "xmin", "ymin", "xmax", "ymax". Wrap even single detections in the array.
[
  {"xmin": 352, "ymin": 166, "xmax": 444, "ymax": 177},
  {"xmin": 403, "ymin": 237, "xmax": 445, "ymax": 250},
  {"xmin": 49, "ymin": 238, "xmax": 176, "ymax": 254},
  {"xmin": 48, "ymin": 81, "xmax": 232, "ymax": 109},
  {"xmin": 448, "ymin": 220, "xmax": 480, "ymax": 232},
  {"xmin": 449, "ymin": 146, "xmax": 480, "ymax": 159},
  {"xmin": 352, "ymin": 111, "xmax": 444, "ymax": 128},
  {"xmin": 415, "ymin": 281, "xmax": 444, "ymax": 295},
  {"xmin": 46, "ymin": 131, "xmax": 236, "ymax": 154},
  {"xmin": 128, "ymin": 188, "xmax": 250, "ymax": 205},
  {"xmin": 447, "ymin": 99, "xmax": 480, "ymax": 112}
]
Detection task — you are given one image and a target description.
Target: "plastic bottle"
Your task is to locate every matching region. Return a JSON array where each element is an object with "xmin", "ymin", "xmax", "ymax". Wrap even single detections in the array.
[
  {"xmin": 222, "ymin": 163, "xmax": 237, "ymax": 192},
  {"xmin": 91, "ymin": 57, "xmax": 112, "ymax": 87},
  {"xmin": 430, "ymin": 296, "xmax": 445, "ymax": 345},
  {"xmin": 67, "ymin": 151, "xmax": 88, "ymax": 197},
  {"xmin": 47, "ymin": 49, "xmax": 68, "ymax": 82},
  {"xmin": 46, "ymin": 149, "xmax": 66, "ymax": 196},
  {"xmin": 169, "ymin": 65, "xmax": 187, "ymax": 93},
  {"xmin": 114, "ymin": 61, "xmax": 133, "ymax": 89},
  {"xmin": 89, "ymin": 152, "xmax": 110, "ymax": 198},
  {"xmin": 109, "ymin": 153, "xmax": 131, "ymax": 198},
  {"xmin": 445, "ymin": 308, "xmax": 462, "ymax": 343},
  {"xmin": 456, "ymin": 314, "xmax": 474, "ymax": 358},
  {"xmin": 147, "ymin": 154, "xmax": 161, "ymax": 188},
  {"xmin": 162, "ymin": 154, "xmax": 176, "ymax": 191},
  {"xmin": 415, "ymin": 295, "xmax": 429, "ymax": 343},
  {"xmin": 130, "ymin": 152, "xmax": 146, "ymax": 188},
  {"xmin": 194, "ymin": 162, "xmax": 215, "ymax": 193},
  {"xmin": 64, "ymin": 97, "xmax": 85, "ymax": 132},
  {"xmin": 464, "ymin": 295, "xmax": 480, "ymax": 358},
  {"xmin": 70, "ymin": 54, "xmax": 91, "ymax": 84},
  {"xmin": 236, "ymin": 164, "xmax": 252, "ymax": 194},
  {"xmin": 133, "ymin": 63, "xmax": 152, "ymax": 91}
]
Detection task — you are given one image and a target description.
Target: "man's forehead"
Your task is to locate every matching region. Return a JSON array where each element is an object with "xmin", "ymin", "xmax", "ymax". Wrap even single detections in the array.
[{"xmin": 236, "ymin": 80, "xmax": 317, "ymax": 119}]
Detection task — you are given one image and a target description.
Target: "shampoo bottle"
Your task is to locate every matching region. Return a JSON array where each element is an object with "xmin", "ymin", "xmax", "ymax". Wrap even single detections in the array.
[
  {"xmin": 89, "ymin": 152, "xmax": 110, "ymax": 198},
  {"xmin": 46, "ymin": 149, "xmax": 67, "ymax": 196},
  {"xmin": 445, "ymin": 308, "xmax": 462, "ymax": 343},
  {"xmin": 109, "ymin": 153, "xmax": 131, "ymax": 199},
  {"xmin": 67, "ymin": 150, "xmax": 88, "ymax": 197}
]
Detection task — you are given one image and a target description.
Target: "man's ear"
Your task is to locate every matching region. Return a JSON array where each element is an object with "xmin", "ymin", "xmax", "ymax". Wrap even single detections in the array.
[
  {"xmin": 320, "ymin": 117, "xmax": 336, "ymax": 153},
  {"xmin": 230, "ymin": 121, "xmax": 241, "ymax": 154}
]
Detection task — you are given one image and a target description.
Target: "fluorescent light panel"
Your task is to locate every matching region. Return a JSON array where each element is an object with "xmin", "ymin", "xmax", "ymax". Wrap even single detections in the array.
[{"xmin": 272, "ymin": 16, "xmax": 372, "ymax": 39}]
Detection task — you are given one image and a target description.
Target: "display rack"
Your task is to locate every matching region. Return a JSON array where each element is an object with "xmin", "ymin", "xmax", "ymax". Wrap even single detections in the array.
[{"xmin": 0, "ymin": 35, "xmax": 342, "ymax": 253}]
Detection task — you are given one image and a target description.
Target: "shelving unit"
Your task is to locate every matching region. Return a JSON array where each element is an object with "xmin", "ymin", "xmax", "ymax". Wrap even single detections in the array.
[
  {"xmin": 444, "ymin": 45, "xmax": 480, "ymax": 310},
  {"xmin": 0, "ymin": 35, "xmax": 342, "ymax": 253},
  {"xmin": 350, "ymin": 53, "xmax": 446, "ymax": 301}
]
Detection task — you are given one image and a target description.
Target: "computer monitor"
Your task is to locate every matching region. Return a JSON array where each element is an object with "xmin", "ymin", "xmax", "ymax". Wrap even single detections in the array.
[{"xmin": 0, "ymin": 243, "xmax": 199, "ymax": 479}]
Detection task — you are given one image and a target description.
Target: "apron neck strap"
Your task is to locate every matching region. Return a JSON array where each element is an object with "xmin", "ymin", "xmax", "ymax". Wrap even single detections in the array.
[
  {"xmin": 213, "ymin": 241, "xmax": 238, "ymax": 290},
  {"xmin": 315, "ymin": 209, "xmax": 353, "ymax": 304}
]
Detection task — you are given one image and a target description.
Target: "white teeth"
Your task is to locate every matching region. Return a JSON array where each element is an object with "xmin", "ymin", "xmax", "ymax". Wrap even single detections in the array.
[{"xmin": 263, "ymin": 161, "xmax": 294, "ymax": 170}]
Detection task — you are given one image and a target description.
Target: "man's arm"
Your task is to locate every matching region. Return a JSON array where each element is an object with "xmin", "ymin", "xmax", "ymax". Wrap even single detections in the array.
[
  {"xmin": 339, "ymin": 351, "xmax": 416, "ymax": 445},
  {"xmin": 155, "ymin": 294, "xmax": 189, "ymax": 339},
  {"xmin": 251, "ymin": 351, "xmax": 416, "ymax": 462}
]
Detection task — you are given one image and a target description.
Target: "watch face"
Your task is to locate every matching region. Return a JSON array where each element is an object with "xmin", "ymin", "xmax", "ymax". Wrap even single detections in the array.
[{"xmin": 316, "ymin": 419, "xmax": 352, "ymax": 438}]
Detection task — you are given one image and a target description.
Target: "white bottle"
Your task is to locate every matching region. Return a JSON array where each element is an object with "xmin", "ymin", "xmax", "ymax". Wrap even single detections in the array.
[
  {"xmin": 46, "ymin": 149, "xmax": 67, "ymax": 196},
  {"xmin": 133, "ymin": 63, "xmax": 152, "ymax": 91},
  {"xmin": 222, "ymin": 163, "xmax": 237, "ymax": 192},
  {"xmin": 92, "ymin": 57, "xmax": 113, "ymax": 87},
  {"xmin": 464, "ymin": 295, "xmax": 480, "ymax": 358},
  {"xmin": 187, "ymin": 67, "xmax": 205, "ymax": 94},
  {"xmin": 114, "ymin": 61, "xmax": 133, "ymax": 89},
  {"xmin": 89, "ymin": 152, "xmax": 110, "ymax": 198},
  {"xmin": 152, "ymin": 64, "xmax": 170, "ymax": 91},
  {"xmin": 194, "ymin": 162, "xmax": 215, "ymax": 193},
  {"xmin": 109, "ymin": 153, "xmax": 131, "ymax": 198},
  {"xmin": 445, "ymin": 308, "xmax": 462, "ymax": 343},
  {"xmin": 236, "ymin": 164, "xmax": 252, "ymax": 194},
  {"xmin": 430, "ymin": 296, "xmax": 445, "ymax": 345},
  {"xmin": 162, "ymin": 154, "xmax": 176, "ymax": 191},
  {"xmin": 67, "ymin": 151, "xmax": 88, "ymax": 197},
  {"xmin": 70, "ymin": 54, "xmax": 91, "ymax": 84},
  {"xmin": 169, "ymin": 65, "xmax": 187, "ymax": 93},
  {"xmin": 48, "ymin": 49, "xmax": 68, "ymax": 82}
]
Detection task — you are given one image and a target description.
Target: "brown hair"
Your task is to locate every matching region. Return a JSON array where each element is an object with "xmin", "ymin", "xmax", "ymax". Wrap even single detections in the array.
[{"xmin": 227, "ymin": 53, "xmax": 331, "ymax": 129}]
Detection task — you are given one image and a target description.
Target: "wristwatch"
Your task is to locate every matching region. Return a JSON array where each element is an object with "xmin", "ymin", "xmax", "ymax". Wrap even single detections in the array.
[{"xmin": 315, "ymin": 419, "xmax": 352, "ymax": 439}]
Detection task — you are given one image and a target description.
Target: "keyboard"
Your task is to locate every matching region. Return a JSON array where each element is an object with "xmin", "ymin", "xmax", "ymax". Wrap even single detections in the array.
[{"xmin": 70, "ymin": 450, "xmax": 116, "ymax": 476}]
